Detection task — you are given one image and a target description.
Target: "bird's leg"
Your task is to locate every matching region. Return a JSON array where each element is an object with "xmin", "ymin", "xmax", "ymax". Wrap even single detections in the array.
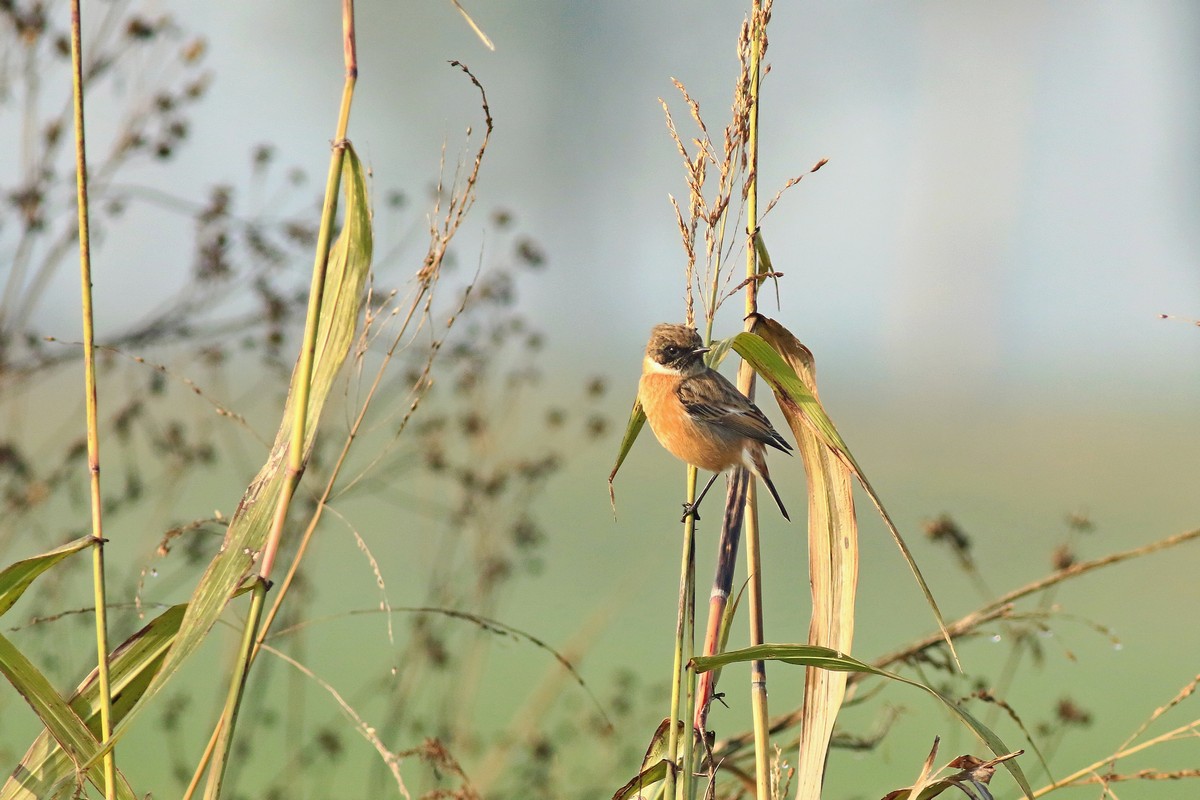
[{"xmin": 681, "ymin": 471, "xmax": 722, "ymax": 522}]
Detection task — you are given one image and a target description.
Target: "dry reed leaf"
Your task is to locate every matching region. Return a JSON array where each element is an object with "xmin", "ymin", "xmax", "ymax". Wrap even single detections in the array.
[
  {"xmin": 731, "ymin": 318, "xmax": 961, "ymax": 670},
  {"xmin": 751, "ymin": 316, "xmax": 858, "ymax": 800},
  {"xmin": 449, "ymin": 0, "xmax": 495, "ymax": 51}
]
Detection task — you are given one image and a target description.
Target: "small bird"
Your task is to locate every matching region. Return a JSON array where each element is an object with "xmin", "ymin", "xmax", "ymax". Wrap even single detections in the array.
[{"xmin": 638, "ymin": 323, "xmax": 792, "ymax": 521}]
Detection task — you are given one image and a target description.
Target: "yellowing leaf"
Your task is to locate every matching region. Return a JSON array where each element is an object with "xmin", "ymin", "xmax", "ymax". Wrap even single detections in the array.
[
  {"xmin": 607, "ymin": 397, "xmax": 646, "ymax": 511},
  {"xmin": 750, "ymin": 317, "xmax": 858, "ymax": 800},
  {"xmin": 729, "ymin": 319, "xmax": 960, "ymax": 670}
]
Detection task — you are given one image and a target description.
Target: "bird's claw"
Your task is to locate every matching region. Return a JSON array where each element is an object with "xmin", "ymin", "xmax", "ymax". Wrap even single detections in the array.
[{"xmin": 680, "ymin": 502, "xmax": 701, "ymax": 523}]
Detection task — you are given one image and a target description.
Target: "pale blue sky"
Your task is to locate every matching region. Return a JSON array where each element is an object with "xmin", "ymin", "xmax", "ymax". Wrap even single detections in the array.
[{"xmin": 120, "ymin": 0, "xmax": 1200, "ymax": 406}]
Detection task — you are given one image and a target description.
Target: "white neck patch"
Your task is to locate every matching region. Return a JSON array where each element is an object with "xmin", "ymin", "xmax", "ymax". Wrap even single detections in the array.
[{"xmin": 643, "ymin": 356, "xmax": 682, "ymax": 375}]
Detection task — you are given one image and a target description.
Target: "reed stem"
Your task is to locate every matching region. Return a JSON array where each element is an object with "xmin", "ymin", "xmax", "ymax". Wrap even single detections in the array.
[
  {"xmin": 198, "ymin": 3, "xmax": 358, "ymax": 796},
  {"xmin": 666, "ymin": 469, "xmax": 698, "ymax": 800},
  {"xmin": 742, "ymin": 2, "xmax": 772, "ymax": 797},
  {"xmin": 70, "ymin": 2, "xmax": 116, "ymax": 796}
]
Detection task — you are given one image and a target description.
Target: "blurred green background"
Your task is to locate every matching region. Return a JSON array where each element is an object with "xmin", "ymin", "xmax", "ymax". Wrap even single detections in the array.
[{"xmin": 1, "ymin": 1, "xmax": 1198, "ymax": 797}]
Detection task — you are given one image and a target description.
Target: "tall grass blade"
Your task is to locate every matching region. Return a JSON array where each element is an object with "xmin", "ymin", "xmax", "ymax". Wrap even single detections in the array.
[
  {"xmin": 0, "ymin": 633, "xmax": 136, "ymax": 800},
  {"xmin": 607, "ymin": 398, "xmax": 646, "ymax": 509},
  {"xmin": 726, "ymin": 321, "xmax": 961, "ymax": 668},
  {"xmin": 0, "ymin": 536, "xmax": 125, "ymax": 798},
  {"xmin": 48, "ymin": 145, "xmax": 375, "ymax": 771},
  {"xmin": 752, "ymin": 316, "xmax": 859, "ymax": 800},
  {"xmin": 0, "ymin": 535, "xmax": 167, "ymax": 799},
  {"xmin": 0, "ymin": 535, "xmax": 94, "ymax": 617},
  {"xmin": 0, "ymin": 596, "xmax": 246, "ymax": 800},
  {"xmin": 197, "ymin": 140, "xmax": 371, "ymax": 798}
]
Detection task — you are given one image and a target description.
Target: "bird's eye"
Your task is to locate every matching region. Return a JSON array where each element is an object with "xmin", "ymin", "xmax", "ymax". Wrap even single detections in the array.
[{"xmin": 664, "ymin": 345, "xmax": 680, "ymax": 358}]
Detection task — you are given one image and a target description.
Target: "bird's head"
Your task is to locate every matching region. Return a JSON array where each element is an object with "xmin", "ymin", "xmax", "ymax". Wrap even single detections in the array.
[{"xmin": 644, "ymin": 323, "xmax": 710, "ymax": 375}]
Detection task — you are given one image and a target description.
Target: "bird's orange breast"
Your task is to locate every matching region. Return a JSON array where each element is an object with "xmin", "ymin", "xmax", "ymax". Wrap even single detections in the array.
[{"xmin": 638, "ymin": 371, "xmax": 746, "ymax": 473}]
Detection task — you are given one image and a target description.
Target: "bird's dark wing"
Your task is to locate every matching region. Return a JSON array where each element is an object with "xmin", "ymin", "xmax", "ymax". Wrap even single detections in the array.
[{"xmin": 676, "ymin": 371, "xmax": 792, "ymax": 454}]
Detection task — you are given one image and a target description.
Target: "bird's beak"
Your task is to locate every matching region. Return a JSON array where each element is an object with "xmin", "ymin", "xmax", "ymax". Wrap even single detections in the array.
[{"xmin": 693, "ymin": 346, "xmax": 711, "ymax": 356}]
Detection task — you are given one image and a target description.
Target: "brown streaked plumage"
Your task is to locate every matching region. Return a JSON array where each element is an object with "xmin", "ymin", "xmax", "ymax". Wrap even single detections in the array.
[{"xmin": 637, "ymin": 323, "xmax": 791, "ymax": 521}]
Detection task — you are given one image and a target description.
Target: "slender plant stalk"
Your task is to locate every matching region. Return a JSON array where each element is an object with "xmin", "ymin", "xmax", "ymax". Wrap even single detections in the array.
[
  {"xmin": 743, "ymin": 480, "xmax": 771, "ymax": 800},
  {"xmin": 665, "ymin": 469, "xmax": 699, "ymax": 800},
  {"xmin": 741, "ymin": 3, "xmax": 772, "ymax": 798},
  {"xmin": 680, "ymin": 524, "xmax": 698, "ymax": 800},
  {"xmin": 257, "ymin": 0, "xmax": 357, "ymax": 586},
  {"xmin": 183, "ymin": 280, "xmax": 447, "ymax": 798},
  {"xmin": 200, "ymin": 3, "xmax": 359, "ymax": 797},
  {"xmin": 182, "ymin": 733, "xmax": 214, "ymax": 800},
  {"xmin": 670, "ymin": 146, "xmax": 737, "ymax": 799},
  {"xmin": 187, "ymin": 29, "xmax": 493, "ymax": 800},
  {"xmin": 1030, "ymin": 719, "xmax": 1200, "ymax": 798},
  {"xmin": 201, "ymin": 588, "xmax": 264, "ymax": 800},
  {"xmin": 69, "ymin": 3, "xmax": 116, "ymax": 798},
  {"xmin": 695, "ymin": 470, "xmax": 750, "ymax": 733}
]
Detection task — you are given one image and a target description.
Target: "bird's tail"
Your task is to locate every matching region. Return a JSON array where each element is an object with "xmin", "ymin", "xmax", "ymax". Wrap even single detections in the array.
[{"xmin": 749, "ymin": 447, "xmax": 790, "ymax": 521}]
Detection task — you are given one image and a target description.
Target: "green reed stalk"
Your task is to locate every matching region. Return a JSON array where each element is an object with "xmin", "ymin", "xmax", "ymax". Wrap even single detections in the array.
[
  {"xmin": 665, "ymin": 468, "xmax": 698, "ymax": 800},
  {"xmin": 741, "ymin": 3, "xmax": 772, "ymax": 798},
  {"xmin": 69, "ymin": 3, "xmax": 116, "ymax": 798},
  {"xmin": 200, "ymin": 3, "xmax": 359, "ymax": 798}
]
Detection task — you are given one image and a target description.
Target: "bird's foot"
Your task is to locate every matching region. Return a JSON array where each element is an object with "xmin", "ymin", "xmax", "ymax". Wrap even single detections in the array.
[{"xmin": 680, "ymin": 501, "xmax": 701, "ymax": 523}]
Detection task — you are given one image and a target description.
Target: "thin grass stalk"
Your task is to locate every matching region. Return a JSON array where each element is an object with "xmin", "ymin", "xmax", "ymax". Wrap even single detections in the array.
[
  {"xmin": 681, "ymin": 538, "xmax": 697, "ymax": 800},
  {"xmin": 741, "ymin": 3, "xmax": 771, "ymax": 797},
  {"xmin": 1030, "ymin": 718, "xmax": 1200, "ymax": 798},
  {"xmin": 178, "ymin": 285, "xmax": 451, "ymax": 792},
  {"xmin": 257, "ymin": 0, "xmax": 357, "ymax": 584},
  {"xmin": 675, "ymin": 172, "xmax": 739, "ymax": 798},
  {"xmin": 675, "ymin": 285, "xmax": 720, "ymax": 800},
  {"xmin": 183, "ymin": 149, "xmax": 380, "ymax": 800},
  {"xmin": 187, "ymin": 41, "xmax": 495, "ymax": 800},
  {"xmin": 201, "ymin": 587, "xmax": 266, "ymax": 800},
  {"xmin": 666, "ymin": 468, "xmax": 699, "ymax": 800},
  {"xmin": 742, "ymin": 480, "xmax": 770, "ymax": 798},
  {"xmin": 701, "ymin": 252, "xmax": 724, "ymax": 344},
  {"xmin": 185, "ymin": 172, "xmax": 437, "ymax": 800},
  {"xmin": 182, "ymin": 731, "xmax": 213, "ymax": 800},
  {"xmin": 257, "ymin": 291, "xmax": 430, "ymax": 643},
  {"xmin": 676, "ymin": 184, "xmax": 739, "ymax": 796},
  {"xmin": 199, "ymin": 3, "xmax": 359, "ymax": 797},
  {"xmin": 695, "ymin": 470, "xmax": 749, "ymax": 733},
  {"xmin": 69, "ymin": 3, "xmax": 116, "ymax": 797}
]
